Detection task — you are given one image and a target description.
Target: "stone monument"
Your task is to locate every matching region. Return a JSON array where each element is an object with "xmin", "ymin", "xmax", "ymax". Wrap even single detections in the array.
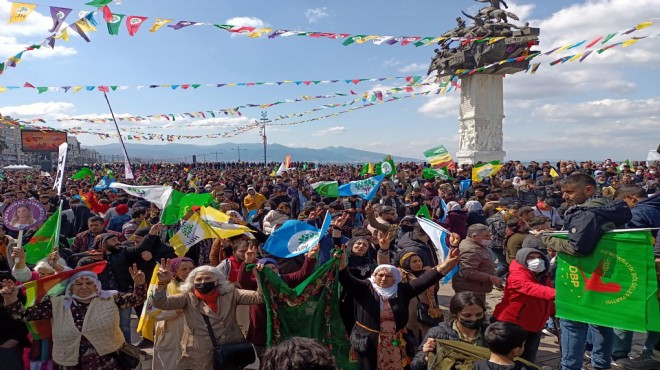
[{"xmin": 428, "ymin": 0, "xmax": 540, "ymax": 164}]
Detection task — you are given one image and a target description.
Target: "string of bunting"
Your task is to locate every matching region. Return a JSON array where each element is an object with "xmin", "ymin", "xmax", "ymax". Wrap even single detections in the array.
[
  {"xmin": 2, "ymin": 1, "xmax": 654, "ymax": 76},
  {"xmin": 14, "ymin": 77, "xmax": 444, "ymax": 125}
]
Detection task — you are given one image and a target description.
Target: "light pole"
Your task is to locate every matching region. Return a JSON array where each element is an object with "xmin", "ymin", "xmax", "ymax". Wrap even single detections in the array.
[
  {"xmin": 230, "ymin": 146, "xmax": 247, "ymax": 162},
  {"xmin": 261, "ymin": 111, "xmax": 268, "ymax": 167}
]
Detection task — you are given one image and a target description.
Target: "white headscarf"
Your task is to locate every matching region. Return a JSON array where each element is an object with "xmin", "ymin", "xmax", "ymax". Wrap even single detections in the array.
[
  {"xmin": 368, "ymin": 265, "xmax": 403, "ymax": 302},
  {"xmin": 446, "ymin": 201, "xmax": 461, "ymax": 211},
  {"xmin": 512, "ymin": 177, "xmax": 522, "ymax": 189},
  {"xmin": 63, "ymin": 271, "xmax": 116, "ymax": 309},
  {"xmin": 465, "ymin": 200, "xmax": 483, "ymax": 212}
]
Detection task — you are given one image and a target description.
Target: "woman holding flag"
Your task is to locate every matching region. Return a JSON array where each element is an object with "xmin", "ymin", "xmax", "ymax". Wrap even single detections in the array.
[{"xmin": 0, "ymin": 264, "xmax": 147, "ymax": 370}]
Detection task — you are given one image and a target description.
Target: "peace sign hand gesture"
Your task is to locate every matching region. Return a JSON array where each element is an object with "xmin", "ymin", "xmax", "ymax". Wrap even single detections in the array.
[
  {"xmin": 156, "ymin": 258, "xmax": 173, "ymax": 284},
  {"xmin": 128, "ymin": 263, "xmax": 146, "ymax": 286}
]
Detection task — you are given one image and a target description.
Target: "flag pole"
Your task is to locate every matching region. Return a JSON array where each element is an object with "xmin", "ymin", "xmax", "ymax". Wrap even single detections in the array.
[{"xmin": 102, "ymin": 92, "xmax": 134, "ymax": 180}]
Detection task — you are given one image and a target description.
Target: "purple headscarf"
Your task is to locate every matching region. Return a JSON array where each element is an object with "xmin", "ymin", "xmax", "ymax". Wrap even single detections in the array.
[
  {"xmin": 170, "ymin": 257, "xmax": 194, "ymax": 273},
  {"xmin": 258, "ymin": 258, "xmax": 279, "ymax": 269}
]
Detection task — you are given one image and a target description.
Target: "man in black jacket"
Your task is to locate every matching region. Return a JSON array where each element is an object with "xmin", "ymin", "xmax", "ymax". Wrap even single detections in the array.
[
  {"xmin": 542, "ymin": 174, "xmax": 632, "ymax": 370},
  {"xmin": 78, "ymin": 223, "xmax": 165, "ymax": 342}
]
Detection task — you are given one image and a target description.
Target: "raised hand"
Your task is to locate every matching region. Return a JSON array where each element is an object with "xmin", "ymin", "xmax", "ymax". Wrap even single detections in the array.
[
  {"xmin": 141, "ymin": 251, "xmax": 153, "ymax": 262},
  {"xmin": 11, "ymin": 247, "xmax": 26, "ymax": 262},
  {"xmin": 306, "ymin": 244, "xmax": 320, "ymax": 259},
  {"xmin": 0, "ymin": 279, "xmax": 18, "ymax": 304},
  {"xmin": 437, "ymin": 247, "xmax": 460, "ymax": 275},
  {"xmin": 334, "ymin": 245, "xmax": 348, "ymax": 271},
  {"xmin": 129, "ymin": 263, "xmax": 146, "ymax": 286},
  {"xmin": 47, "ymin": 250, "xmax": 60, "ymax": 266},
  {"xmin": 449, "ymin": 233, "xmax": 461, "ymax": 247},
  {"xmin": 378, "ymin": 231, "xmax": 392, "ymax": 250},
  {"xmin": 245, "ymin": 244, "xmax": 257, "ymax": 264},
  {"xmin": 149, "ymin": 223, "xmax": 164, "ymax": 236},
  {"xmin": 156, "ymin": 258, "xmax": 173, "ymax": 283}
]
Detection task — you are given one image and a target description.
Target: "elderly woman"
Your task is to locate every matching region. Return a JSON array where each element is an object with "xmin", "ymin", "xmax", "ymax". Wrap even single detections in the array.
[
  {"xmin": 0, "ymin": 265, "xmax": 147, "ymax": 370},
  {"xmin": 152, "ymin": 259, "xmax": 263, "ymax": 370},
  {"xmin": 152, "ymin": 257, "xmax": 195, "ymax": 370},
  {"xmin": 410, "ymin": 292, "xmax": 489, "ymax": 370},
  {"xmin": 338, "ymin": 246, "xmax": 459, "ymax": 370}
]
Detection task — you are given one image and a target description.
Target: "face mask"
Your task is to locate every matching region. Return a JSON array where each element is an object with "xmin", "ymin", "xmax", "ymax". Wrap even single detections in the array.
[
  {"xmin": 194, "ymin": 281, "xmax": 217, "ymax": 294},
  {"xmin": 527, "ymin": 258, "xmax": 546, "ymax": 273},
  {"xmin": 597, "ymin": 179, "xmax": 606, "ymax": 184},
  {"xmin": 459, "ymin": 317, "xmax": 485, "ymax": 330},
  {"xmin": 651, "ymin": 171, "xmax": 657, "ymax": 175},
  {"xmin": 479, "ymin": 239, "xmax": 492, "ymax": 247},
  {"xmin": 636, "ymin": 171, "xmax": 643, "ymax": 176}
]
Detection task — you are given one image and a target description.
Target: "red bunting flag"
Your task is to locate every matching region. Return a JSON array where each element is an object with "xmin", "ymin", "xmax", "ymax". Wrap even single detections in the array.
[
  {"xmin": 126, "ymin": 16, "xmax": 148, "ymax": 36},
  {"xmin": 100, "ymin": 5, "xmax": 113, "ymax": 22},
  {"xmin": 24, "ymin": 82, "xmax": 35, "ymax": 88}
]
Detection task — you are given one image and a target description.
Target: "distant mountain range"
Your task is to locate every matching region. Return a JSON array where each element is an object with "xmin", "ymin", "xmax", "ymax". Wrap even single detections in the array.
[{"xmin": 88, "ymin": 143, "xmax": 422, "ymax": 163}]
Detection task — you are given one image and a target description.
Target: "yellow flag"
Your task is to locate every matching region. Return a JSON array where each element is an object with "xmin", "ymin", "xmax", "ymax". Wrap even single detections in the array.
[
  {"xmin": 55, "ymin": 29, "xmax": 69, "ymax": 42},
  {"xmin": 636, "ymin": 21, "xmax": 653, "ymax": 30},
  {"xmin": 0, "ymin": 87, "xmax": 7, "ymax": 93},
  {"xmin": 622, "ymin": 39, "xmax": 640, "ymax": 48},
  {"xmin": 170, "ymin": 213, "xmax": 219, "ymax": 257},
  {"xmin": 73, "ymin": 86, "xmax": 83, "ymax": 93},
  {"xmin": 8, "ymin": 3, "xmax": 36, "ymax": 24},
  {"xmin": 248, "ymin": 27, "xmax": 272, "ymax": 38},
  {"xmin": 150, "ymin": 18, "xmax": 172, "ymax": 32},
  {"xmin": 76, "ymin": 19, "xmax": 97, "ymax": 33},
  {"xmin": 568, "ymin": 53, "xmax": 583, "ymax": 62},
  {"xmin": 367, "ymin": 163, "xmax": 375, "ymax": 174},
  {"xmin": 128, "ymin": 219, "xmax": 149, "ymax": 241},
  {"xmin": 136, "ymin": 265, "xmax": 161, "ymax": 341},
  {"xmin": 550, "ymin": 168, "xmax": 560, "ymax": 178},
  {"xmin": 199, "ymin": 207, "xmax": 252, "ymax": 239}
]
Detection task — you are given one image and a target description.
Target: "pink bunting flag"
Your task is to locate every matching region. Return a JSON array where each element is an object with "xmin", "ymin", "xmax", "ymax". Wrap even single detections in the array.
[{"xmin": 126, "ymin": 16, "xmax": 148, "ymax": 36}]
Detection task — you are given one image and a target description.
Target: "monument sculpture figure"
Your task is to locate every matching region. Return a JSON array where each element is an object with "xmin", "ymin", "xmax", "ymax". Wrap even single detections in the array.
[{"xmin": 428, "ymin": 0, "xmax": 540, "ymax": 164}]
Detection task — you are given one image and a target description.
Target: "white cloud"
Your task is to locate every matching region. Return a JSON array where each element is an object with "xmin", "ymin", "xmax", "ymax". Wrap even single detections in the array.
[
  {"xmin": 0, "ymin": 1, "xmax": 77, "ymax": 59},
  {"xmin": 418, "ymin": 94, "xmax": 460, "ymax": 118},
  {"xmin": 398, "ymin": 63, "xmax": 428, "ymax": 74},
  {"xmin": 0, "ymin": 101, "xmax": 75, "ymax": 117},
  {"xmin": 313, "ymin": 126, "xmax": 346, "ymax": 136},
  {"xmin": 531, "ymin": 0, "xmax": 660, "ymax": 67},
  {"xmin": 381, "ymin": 58, "xmax": 402, "ymax": 68},
  {"xmin": 304, "ymin": 7, "xmax": 329, "ymax": 23},
  {"xmin": 224, "ymin": 17, "xmax": 266, "ymax": 38},
  {"xmin": 532, "ymin": 97, "xmax": 660, "ymax": 122}
]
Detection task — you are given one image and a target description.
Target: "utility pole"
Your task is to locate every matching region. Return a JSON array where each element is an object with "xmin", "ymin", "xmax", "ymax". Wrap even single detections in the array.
[
  {"xmin": 230, "ymin": 146, "xmax": 247, "ymax": 162},
  {"xmin": 261, "ymin": 111, "xmax": 268, "ymax": 167},
  {"xmin": 201, "ymin": 153, "xmax": 207, "ymax": 162},
  {"xmin": 212, "ymin": 151, "xmax": 223, "ymax": 162}
]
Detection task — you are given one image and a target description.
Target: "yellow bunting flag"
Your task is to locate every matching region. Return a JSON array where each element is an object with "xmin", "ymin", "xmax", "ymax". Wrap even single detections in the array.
[
  {"xmin": 76, "ymin": 19, "xmax": 97, "ymax": 33},
  {"xmin": 550, "ymin": 168, "xmax": 560, "ymax": 178},
  {"xmin": 8, "ymin": 3, "xmax": 36, "ymax": 24},
  {"xmin": 568, "ymin": 53, "xmax": 583, "ymax": 62},
  {"xmin": 55, "ymin": 29, "xmax": 69, "ymax": 42},
  {"xmin": 356, "ymin": 35, "xmax": 378, "ymax": 44},
  {"xmin": 248, "ymin": 28, "xmax": 272, "ymax": 38},
  {"xmin": 636, "ymin": 21, "xmax": 653, "ymax": 30},
  {"xmin": 150, "ymin": 18, "xmax": 172, "ymax": 32},
  {"xmin": 73, "ymin": 86, "xmax": 83, "ymax": 93},
  {"xmin": 622, "ymin": 39, "xmax": 640, "ymax": 48},
  {"xmin": 0, "ymin": 87, "xmax": 7, "ymax": 93}
]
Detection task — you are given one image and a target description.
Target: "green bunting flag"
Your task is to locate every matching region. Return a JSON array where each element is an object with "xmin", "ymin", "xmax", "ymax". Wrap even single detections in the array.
[
  {"xmin": 376, "ymin": 156, "xmax": 396, "ymax": 176},
  {"xmin": 255, "ymin": 259, "xmax": 357, "ymax": 370},
  {"xmin": 85, "ymin": 0, "xmax": 112, "ymax": 6},
  {"xmin": 416, "ymin": 204, "xmax": 431, "ymax": 219},
  {"xmin": 422, "ymin": 167, "xmax": 449, "ymax": 180},
  {"xmin": 310, "ymin": 181, "xmax": 339, "ymax": 198},
  {"xmin": 161, "ymin": 191, "xmax": 215, "ymax": 225},
  {"xmin": 71, "ymin": 167, "xmax": 94, "ymax": 180},
  {"xmin": 25, "ymin": 209, "xmax": 61, "ymax": 264},
  {"xmin": 107, "ymin": 13, "xmax": 125, "ymax": 35},
  {"xmin": 554, "ymin": 230, "xmax": 660, "ymax": 332}
]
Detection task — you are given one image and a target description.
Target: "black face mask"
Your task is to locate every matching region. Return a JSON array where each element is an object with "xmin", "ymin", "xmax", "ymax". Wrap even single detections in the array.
[
  {"xmin": 194, "ymin": 281, "xmax": 217, "ymax": 294},
  {"xmin": 459, "ymin": 317, "xmax": 485, "ymax": 330}
]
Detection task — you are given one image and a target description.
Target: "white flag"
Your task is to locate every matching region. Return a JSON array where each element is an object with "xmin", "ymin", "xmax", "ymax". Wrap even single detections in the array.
[
  {"xmin": 53, "ymin": 143, "xmax": 68, "ymax": 196},
  {"xmin": 109, "ymin": 183, "xmax": 173, "ymax": 209}
]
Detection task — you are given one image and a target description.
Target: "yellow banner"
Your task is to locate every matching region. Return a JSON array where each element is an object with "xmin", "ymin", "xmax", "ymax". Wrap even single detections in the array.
[{"xmin": 8, "ymin": 3, "xmax": 36, "ymax": 24}]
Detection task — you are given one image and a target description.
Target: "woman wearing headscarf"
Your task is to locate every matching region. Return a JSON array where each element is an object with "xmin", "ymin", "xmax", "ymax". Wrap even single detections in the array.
[
  {"xmin": 398, "ymin": 252, "xmax": 443, "ymax": 347},
  {"xmin": 440, "ymin": 201, "xmax": 468, "ymax": 240},
  {"xmin": 337, "ymin": 246, "xmax": 459, "ymax": 370},
  {"xmin": 152, "ymin": 259, "xmax": 263, "ymax": 370},
  {"xmin": 238, "ymin": 244, "xmax": 318, "ymax": 358},
  {"xmin": 465, "ymin": 200, "xmax": 487, "ymax": 226},
  {"xmin": 0, "ymin": 265, "xmax": 147, "ymax": 370},
  {"xmin": 152, "ymin": 257, "xmax": 195, "ymax": 370},
  {"xmin": 340, "ymin": 236, "xmax": 380, "ymax": 334}
]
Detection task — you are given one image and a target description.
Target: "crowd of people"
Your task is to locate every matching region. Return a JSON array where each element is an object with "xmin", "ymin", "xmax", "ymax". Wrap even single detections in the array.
[{"xmin": 0, "ymin": 157, "xmax": 658, "ymax": 370}]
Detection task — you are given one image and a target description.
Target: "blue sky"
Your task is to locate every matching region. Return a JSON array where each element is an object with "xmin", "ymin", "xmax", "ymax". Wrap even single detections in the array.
[{"xmin": 1, "ymin": 0, "xmax": 659, "ymax": 161}]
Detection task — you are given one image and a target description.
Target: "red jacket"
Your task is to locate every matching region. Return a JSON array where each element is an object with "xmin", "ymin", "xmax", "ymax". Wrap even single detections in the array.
[{"xmin": 492, "ymin": 260, "xmax": 555, "ymax": 332}]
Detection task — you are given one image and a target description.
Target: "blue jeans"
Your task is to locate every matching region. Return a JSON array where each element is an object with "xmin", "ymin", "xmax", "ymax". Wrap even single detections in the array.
[
  {"xmin": 613, "ymin": 329, "xmax": 660, "ymax": 357},
  {"xmin": 560, "ymin": 319, "xmax": 613, "ymax": 370},
  {"xmin": 119, "ymin": 307, "xmax": 132, "ymax": 343},
  {"xmin": 490, "ymin": 248, "xmax": 509, "ymax": 278}
]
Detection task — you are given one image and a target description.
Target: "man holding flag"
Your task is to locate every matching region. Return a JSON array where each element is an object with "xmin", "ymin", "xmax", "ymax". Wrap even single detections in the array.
[{"xmin": 542, "ymin": 174, "xmax": 632, "ymax": 370}]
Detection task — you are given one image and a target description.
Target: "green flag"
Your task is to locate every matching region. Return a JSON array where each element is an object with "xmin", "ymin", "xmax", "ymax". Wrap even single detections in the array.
[
  {"xmin": 359, "ymin": 162, "xmax": 369, "ymax": 176},
  {"xmin": 376, "ymin": 156, "xmax": 396, "ymax": 176},
  {"xmin": 85, "ymin": 0, "xmax": 111, "ymax": 6},
  {"xmin": 422, "ymin": 167, "xmax": 450, "ymax": 180},
  {"xmin": 310, "ymin": 181, "xmax": 339, "ymax": 198},
  {"xmin": 160, "ymin": 190, "xmax": 185, "ymax": 225},
  {"xmin": 107, "ymin": 13, "xmax": 125, "ymax": 35},
  {"xmin": 255, "ymin": 259, "xmax": 357, "ymax": 370},
  {"xmin": 554, "ymin": 230, "xmax": 660, "ymax": 332},
  {"xmin": 178, "ymin": 193, "xmax": 214, "ymax": 219},
  {"xmin": 416, "ymin": 204, "xmax": 431, "ymax": 219},
  {"xmin": 617, "ymin": 159, "xmax": 631, "ymax": 173},
  {"xmin": 25, "ymin": 209, "xmax": 61, "ymax": 264},
  {"xmin": 72, "ymin": 167, "xmax": 94, "ymax": 180}
]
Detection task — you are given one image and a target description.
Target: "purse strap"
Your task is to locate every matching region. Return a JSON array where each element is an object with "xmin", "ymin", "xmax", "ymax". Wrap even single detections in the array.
[{"xmin": 201, "ymin": 313, "xmax": 219, "ymax": 348}]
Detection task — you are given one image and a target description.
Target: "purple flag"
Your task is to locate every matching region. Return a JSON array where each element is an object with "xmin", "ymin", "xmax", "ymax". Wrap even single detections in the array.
[
  {"xmin": 46, "ymin": 35, "xmax": 56, "ymax": 48},
  {"xmin": 72, "ymin": 23, "xmax": 91, "ymax": 42},
  {"xmin": 268, "ymin": 30, "xmax": 287, "ymax": 39},
  {"xmin": 168, "ymin": 21, "xmax": 197, "ymax": 30},
  {"xmin": 49, "ymin": 7, "xmax": 72, "ymax": 33}
]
